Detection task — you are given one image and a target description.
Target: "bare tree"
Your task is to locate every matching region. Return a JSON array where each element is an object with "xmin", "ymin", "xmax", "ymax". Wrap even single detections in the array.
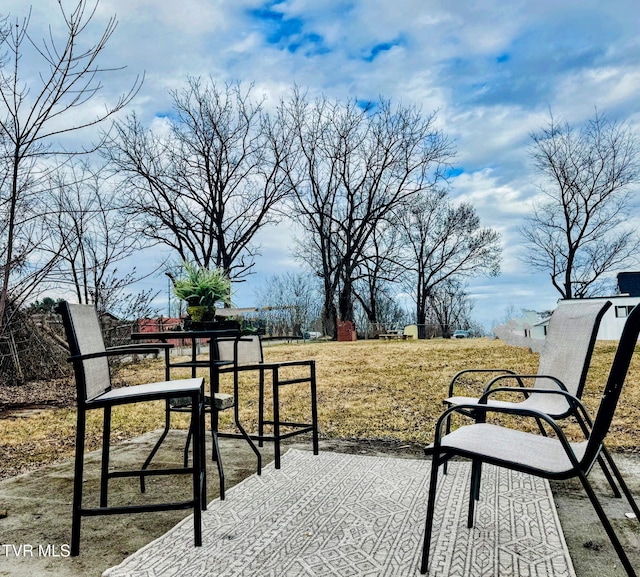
[
  {"xmin": 253, "ymin": 272, "xmax": 322, "ymax": 336},
  {"xmin": 427, "ymin": 278, "xmax": 474, "ymax": 338},
  {"xmin": 521, "ymin": 111, "xmax": 640, "ymax": 298},
  {"xmin": 398, "ymin": 189, "xmax": 501, "ymax": 331},
  {"xmin": 105, "ymin": 78, "xmax": 293, "ymax": 280},
  {"xmin": 352, "ymin": 219, "xmax": 404, "ymax": 325},
  {"xmin": 43, "ymin": 160, "xmax": 158, "ymax": 319},
  {"xmin": 0, "ymin": 0, "xmax": 141, "ymax": 328},
  {"xmin": 282, "ymin": 90, "xmax": 454, "ymax": 337}
]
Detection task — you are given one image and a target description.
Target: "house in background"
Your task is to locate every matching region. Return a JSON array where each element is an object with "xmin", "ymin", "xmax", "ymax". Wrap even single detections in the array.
[
  {"xmin": 492, "ymin": 309, "xmax": 552, "ymax": 352},
  {"xmin": 564, "ymin": 271, "xmax": 640, "ymax": 341},
  {"xmin": 495, "ymin": 272, "xmax": 640, "ymax": 349}
]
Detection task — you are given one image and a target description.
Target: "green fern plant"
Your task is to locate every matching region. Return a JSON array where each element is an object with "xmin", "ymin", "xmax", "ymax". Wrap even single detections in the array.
[{"xmin": 169, "ymin": 262, "xmax": 232, "ymax": 308}]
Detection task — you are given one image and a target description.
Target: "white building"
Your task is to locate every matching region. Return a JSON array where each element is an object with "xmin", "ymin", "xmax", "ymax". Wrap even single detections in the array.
[
  {"xmin": 562, "ymin": 271, "xmax": 640, "ymax": 341},
  {"xmin": 563, "ymin": 295, "xmax": 640, "ymax": 341}
]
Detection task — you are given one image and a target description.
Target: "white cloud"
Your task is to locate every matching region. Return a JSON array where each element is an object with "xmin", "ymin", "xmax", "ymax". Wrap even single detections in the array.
[{"xmin": 4, "ymin": 0, "xmax": 640, "ymax": 324}]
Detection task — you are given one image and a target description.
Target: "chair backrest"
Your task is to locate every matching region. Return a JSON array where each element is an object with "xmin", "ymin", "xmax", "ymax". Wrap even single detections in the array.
[
  {"xmin": 535, "ymin": 300, "xmax": 611, "ymax": 398},
  {"xmin": 216, "ymin": 335, "xmax": 263, "ymax": 366},
  {"xmin": 582, "ymin": 303, "xmax": 640, "ymax": 469},
  {"xmin": 58, "ymin": 301, "xmax": 111, "ymax": 402}
]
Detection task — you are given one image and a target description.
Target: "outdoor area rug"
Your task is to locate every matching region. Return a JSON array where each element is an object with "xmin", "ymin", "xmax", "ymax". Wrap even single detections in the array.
[{"xmin": 103, "ymin": 449, "xmax": 576, "ymax": 577}]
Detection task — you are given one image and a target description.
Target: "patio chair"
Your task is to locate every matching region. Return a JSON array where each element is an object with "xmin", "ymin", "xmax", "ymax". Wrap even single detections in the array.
[
  {"xmin": 445, "ymin": 299, "xmax": 622, "ymax": 494},
  {"xmin": 215, "ymin": 335, "xmax": 319, "ymax": 469},
  {"xmin": 58, "ymin": 302, "xmax": 206, "ymax": 557},
  {"xmin": 420, "ymin": 303, "xmax": 640, "ymax": 577}
]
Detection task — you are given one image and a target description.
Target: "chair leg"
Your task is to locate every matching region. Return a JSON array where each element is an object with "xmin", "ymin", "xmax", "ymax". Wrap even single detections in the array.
[
  {"xmin": 231, "ymin": 368, "xmax": 262, "ymax": 475},
  {"xmin": 599, "ymin": 446, "xmax": 640, "ymax": 524},
  {"xmin": 597, "ymin": 452, "xmax": 623, "ymax": 499},
  {"xmin": 443, "ymin": 407, "xmax": 452, "ymax": 475},
  {"xmin": 310, "ymin": 363, "xmax": 319, "ymax": 455},
  {"xmin": 258, "ymin": 370, "xmax": 265, "ymax": 448},
  {"xmin": 575, "ymin": 413, "xmax": 622, "ymax": 498},
  {"xmin": 273, "ymin": 367, "xmax": 281, "ymax": 469},
  {"xmin": 467, "ymin": 459, "xmax": 482, "ymax": 528},
  {"xmin": 71, "ymin": 408, "xmax": 87, "ymax": 557},
  {"xmin": 190, "ymin": 393, "xmax": 202, "ymax": 547},
  {"xmin": 211, "ymin": 427, "xmax": 225, "ymax": 500},
  {"xmin": 199, "ymin": 400, "xmax": 207, "ymax": 511},
  {"xmin": 100, "ymin": 407, "xmax": 112, "ymax": 508},
  {"xmin": 184, "ymin": 430, "xmax": 192, "ymax": 468},
  {"xmin": 420, "ymin": 450, "xmax": 442, "ymax": 574},
  {"xmin": 235, "ymin": 412, "xmax": 262, "ymax": 475},
  {"xmin": 141, "ymin": 399, "xmax": 172, "ymax": 493},
  {"xmin": 578, "ymin": 469, "xmax": 637, "ymax": 577}
]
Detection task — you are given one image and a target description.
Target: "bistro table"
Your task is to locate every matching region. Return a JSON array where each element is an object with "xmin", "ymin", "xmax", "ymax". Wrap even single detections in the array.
[{"xmin": 130, "ymin": 329, "xmax": 261, "ymax": 498}]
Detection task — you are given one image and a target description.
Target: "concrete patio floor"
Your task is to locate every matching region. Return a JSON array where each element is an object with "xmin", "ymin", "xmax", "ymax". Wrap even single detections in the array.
[{"xmin": 0, "ymin": 432, "xmax": 639, "ymax": 577}]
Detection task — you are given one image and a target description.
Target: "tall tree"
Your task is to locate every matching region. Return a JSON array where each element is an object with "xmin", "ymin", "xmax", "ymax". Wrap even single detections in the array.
[
  {"xmin": 521, "ymin": 111, "xmax": 640, "ymax": 298},
  {"xmin": 282, "ymin": 90, "xmax": 454, "ymax": 337},
  {"xmin": 0, "ymin": 0, "xmax": 141, "ymax": 328},
  {"xmin": 352, "ymin": 219, "xmax": 404, "ymax": 325},
  {"xmin": 106, "ymin": 78, "xmax": 293, "ymax": 280},
  {"xmin": 398, "ymin": 189, "xmax": 501, "ymax": 330}
]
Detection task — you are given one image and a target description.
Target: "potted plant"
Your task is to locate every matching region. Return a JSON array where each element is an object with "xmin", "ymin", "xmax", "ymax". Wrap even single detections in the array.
[{"xmin": 169, "ymin": 262, "xmax": 232, "ymax": 322}]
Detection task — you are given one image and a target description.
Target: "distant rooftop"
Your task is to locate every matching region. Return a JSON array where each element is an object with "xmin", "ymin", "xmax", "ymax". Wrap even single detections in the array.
[{"xmin": 617, "ymin": 272, "xmax": 640, "ymax": 297}]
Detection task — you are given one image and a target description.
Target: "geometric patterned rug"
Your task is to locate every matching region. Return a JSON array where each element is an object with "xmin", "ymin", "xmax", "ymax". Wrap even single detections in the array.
[{"xmin": 103, "ymin": 449, "xmax": 576, "ymax": 577}]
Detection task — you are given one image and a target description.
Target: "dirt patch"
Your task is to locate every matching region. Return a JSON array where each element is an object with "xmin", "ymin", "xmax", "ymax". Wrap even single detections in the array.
[{"xmin": 0, "ymin": 378, "xmax": 76, "ymax": 414}]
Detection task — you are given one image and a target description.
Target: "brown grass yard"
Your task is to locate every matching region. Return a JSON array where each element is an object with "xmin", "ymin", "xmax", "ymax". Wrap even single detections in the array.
[{"xmin": 1, "ymin": 337, "xmax": 639, "ymax": 480}]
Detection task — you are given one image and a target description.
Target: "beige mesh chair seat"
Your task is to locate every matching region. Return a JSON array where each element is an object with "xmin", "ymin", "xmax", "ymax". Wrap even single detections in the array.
[
  {"xmin": 58, "ymin": 302, "xmax": 206, "ymax": 557},
  {"xmin": 420, "ymin": 303, "xmax": 640, "ymax": 577}
]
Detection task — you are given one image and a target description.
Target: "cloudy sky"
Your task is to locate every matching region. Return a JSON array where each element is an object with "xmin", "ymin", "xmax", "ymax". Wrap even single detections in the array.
[{"xmin": 6, "ymin": 0, "xmax": 640, "ymax": 327}]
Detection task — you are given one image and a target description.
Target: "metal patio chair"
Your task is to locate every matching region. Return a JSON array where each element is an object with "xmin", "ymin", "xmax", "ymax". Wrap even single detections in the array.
[
  {"xmin": 420, "ymin": 303, "xmax": 640, "ymax": 577},
  {"xmin": 215, "ymin": 335, "xmax": 319, "ymax": 469},
  {"xmin": 58, "ymin": 302, "xmax": 206, "ymax": 556},
  {"xmin": 445, "ymin": 299, "xmax": 623, "ymax": 494}
]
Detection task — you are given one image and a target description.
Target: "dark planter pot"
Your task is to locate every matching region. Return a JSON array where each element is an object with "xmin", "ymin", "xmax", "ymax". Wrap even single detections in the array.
[{"xmin": 183, "ymin": 319, "xmax": 241, "ymax": 331}]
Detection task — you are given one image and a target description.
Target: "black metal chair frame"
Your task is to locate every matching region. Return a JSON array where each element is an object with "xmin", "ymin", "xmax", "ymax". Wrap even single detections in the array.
[
  {"xmin": 58, "ymin": 302, "xmax": 206, "ymax": 557},
  {"xmin": 215, "ymin": 335, "xmax": 319, "ymax": 469},
  {"xmin": 421, "ymin": 303, "xmax": 640, "ymax": 577}
]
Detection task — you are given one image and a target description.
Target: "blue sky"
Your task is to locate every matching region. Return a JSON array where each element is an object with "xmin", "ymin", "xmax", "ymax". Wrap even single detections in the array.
[{"xmin": 6, "ymin": 0, "xmax": 640, "ymax": 327}]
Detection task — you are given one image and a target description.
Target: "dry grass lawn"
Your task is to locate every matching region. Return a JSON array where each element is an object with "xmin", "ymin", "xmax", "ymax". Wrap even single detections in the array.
[{"xmin": 1, "ymin": 337, "xmax": 639, "ymax": 479}]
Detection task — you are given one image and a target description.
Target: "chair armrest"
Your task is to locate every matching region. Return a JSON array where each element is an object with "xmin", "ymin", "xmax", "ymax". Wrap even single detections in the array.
[
  {"xmin": 480, "ymin": 373, "xmax": 568, "ymax": 400},
  {"xmin": 259, "ymin": 359, "xmax": 315, "ymax": 370},
  {"xmin": 448, "ymin": 368, "xmax": 520, "ymax": 396},
  {"xmin": 68, "ymin": 347, "xmax": 164, "ymax": 362},
  {"xmin": 478, "ymin": 386, "xmax": 583, "ymax": 410},
  {"xmin": 218, "ymin": 359, "xmax": 315, "ymax": 373},
  {"xmin": 108, "ymin": 343, "xmax": 174, "ymax": 352}
]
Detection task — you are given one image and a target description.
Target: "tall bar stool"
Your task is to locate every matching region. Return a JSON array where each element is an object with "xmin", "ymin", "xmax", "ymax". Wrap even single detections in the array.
[
  {"xmin": 58, "ymin": 302, "xmax": 206, "ymax": 556},
  {"xmin": 215, "ymin": 335, "xmax": 319, "ymax": 468}
]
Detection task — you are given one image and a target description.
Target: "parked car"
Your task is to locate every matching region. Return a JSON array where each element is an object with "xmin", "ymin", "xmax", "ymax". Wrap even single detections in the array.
[
  {"xmin": 452, "ymin": 329, "xmax": 470, "ymax": 339},
  {"xmin": 303, "ymin": 331, "xmax": 322, "ymax": 340}
]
